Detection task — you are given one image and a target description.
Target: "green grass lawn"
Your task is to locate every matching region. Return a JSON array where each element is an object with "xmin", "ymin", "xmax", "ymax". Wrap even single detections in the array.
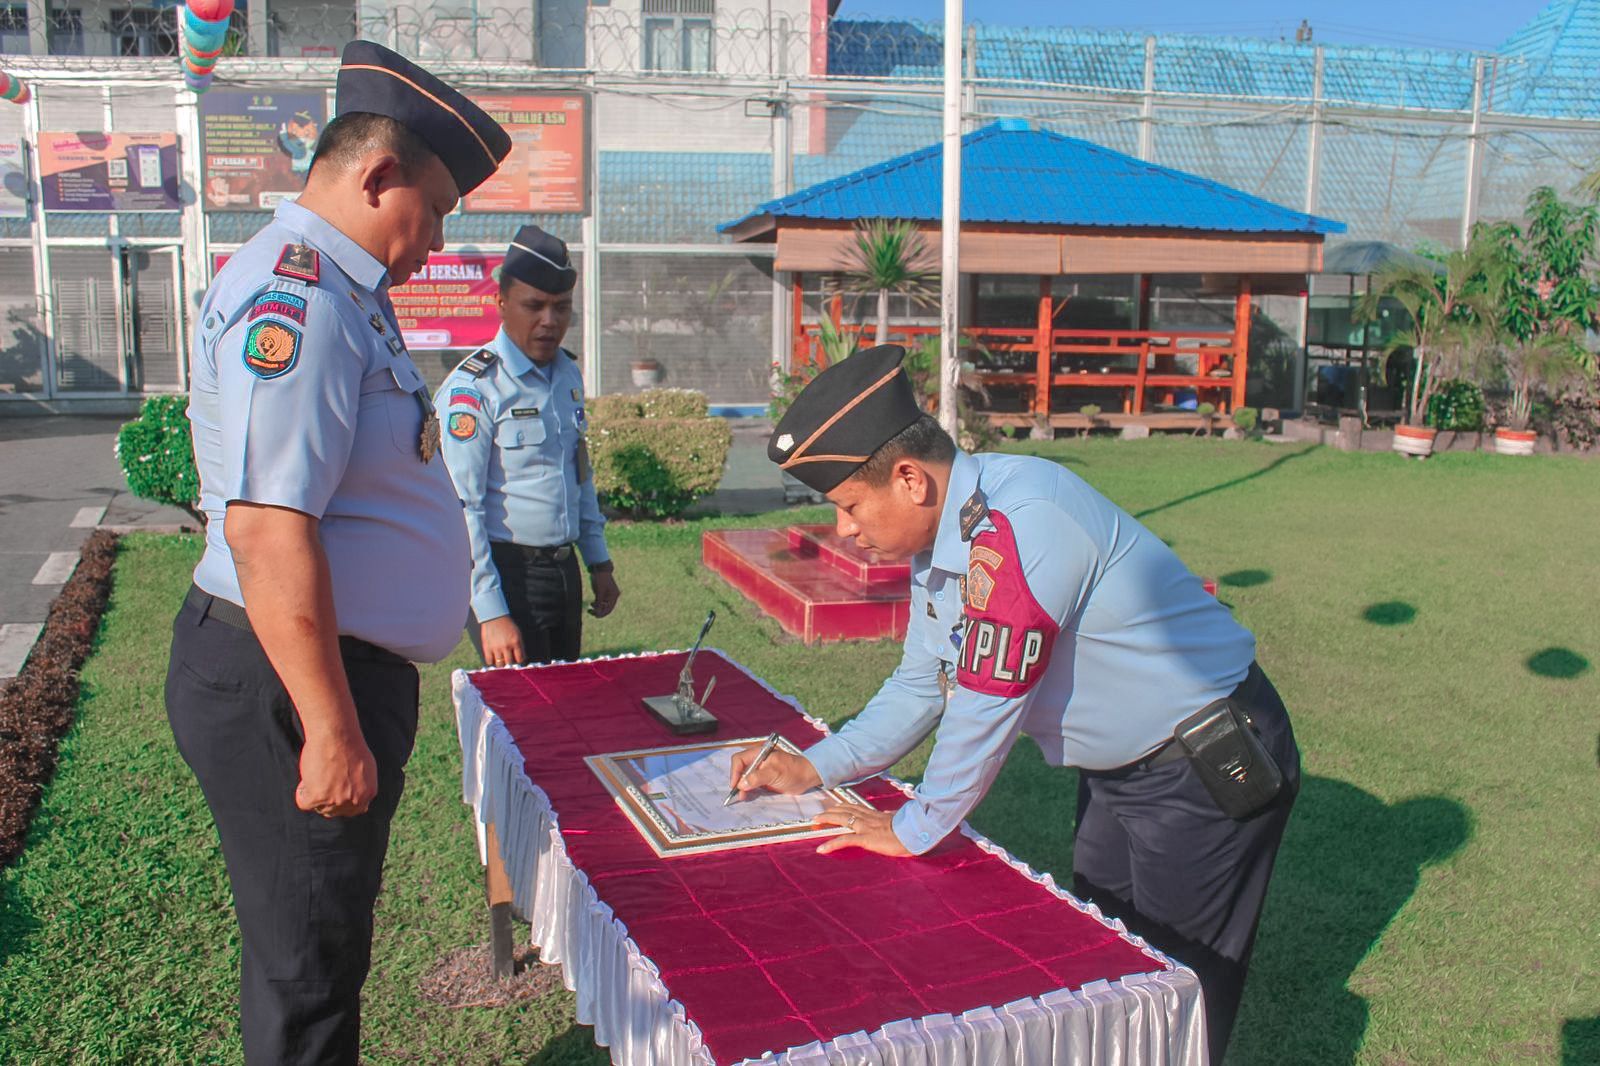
[{"xmin": 2, "ymin": 438, "xmax": 1597, "ymax": 1065}]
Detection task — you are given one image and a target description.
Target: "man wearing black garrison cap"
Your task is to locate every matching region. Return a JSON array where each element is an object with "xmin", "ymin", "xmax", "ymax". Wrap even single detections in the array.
[
  {"xmin": 165, "ymin": 41, "xmax": 510, "ymax": 1065},
  {"xmin": 434, "ymin": 224, "xmax": 619, "ymax": 670},
  {"xmin": 733, "ymin": 345, "xmax": 1301, "ymax": 1063}
]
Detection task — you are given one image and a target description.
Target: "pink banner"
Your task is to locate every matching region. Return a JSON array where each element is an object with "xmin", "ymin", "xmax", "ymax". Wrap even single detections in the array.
[{"xmin": 390, "ymin": 253, "xmax": 504, "ymax": 350}]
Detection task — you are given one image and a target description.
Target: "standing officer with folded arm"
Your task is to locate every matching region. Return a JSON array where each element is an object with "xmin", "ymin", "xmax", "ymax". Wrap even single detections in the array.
[
  {"xmin": 165, "ymin": 42, "xmax": 510, "ymax": 1065},
  {"xmin": 731, "ymin": 345, "xmax": 1301, "ymax": 1063},
  {"xmin": 434, "ymin": 224, "xmax": 619, "ymax": 669}
]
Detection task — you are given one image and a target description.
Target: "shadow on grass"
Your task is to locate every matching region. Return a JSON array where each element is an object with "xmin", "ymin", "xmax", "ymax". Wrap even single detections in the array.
[
  {"xmin": 1562, "ymin": 1017, "xmax": 1600, "ymax": 1066},
  {"xmin": 1527, "ymin": 647, "xmax": 1590, "ymax": 679},
  {"xmin": 0, "ymin": 840, "xmax": 45, "ymax": 972},
  {"xmin": 971, "ymin": 751, "xmax": 1472, "ymax": 1066},
  {"xmin": 1133, "ymin": 447, "xmax": 1314, "ymax": 521},
  {"xmin": 1233, "ymin": 780, "xmax": 1471, "ymax": 1065},
  {"xmin": 524, "ymin": 1023, "xmax": 609, "ymax": 1065},
  {"xmin": 1220, "ymin": 569, "xmax": 1272, "ymax": 589},
  {"xmin": 1363, "ymin": 601, "xmax": 1418, "ymax": 626}
]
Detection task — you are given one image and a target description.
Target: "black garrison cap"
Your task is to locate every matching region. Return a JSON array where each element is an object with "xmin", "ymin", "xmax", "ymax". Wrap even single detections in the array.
[
  {"xmin": 503, "ymin": 225, "xmax": 577, "ymax": 294},
  {"xmin": 335, "ymin": 41, "xmax": 512, "ymax": 197},
  {"xmin": 768, "ymin": 344, "xmax": 925, "ymax": 493}
]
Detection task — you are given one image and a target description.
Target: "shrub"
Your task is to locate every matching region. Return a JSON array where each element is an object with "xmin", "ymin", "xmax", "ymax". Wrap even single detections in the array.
[
  {"xmin": 115, "ymin": 395, "xmax": 201, "ymax": 521},
  {"xmin": 1079, "ymin": 404, "xmax": 1102, "ymax": 419},
  {"xmin": 1232, "ymin": 406, "xmax": 1260, "ymax": 434},
  {"xmin": 1425, "ymin": 378, "xmax": 1486, "ymax": 432},
  {"xmin": 590, "ymin": 388, "xmax": 709, "ymax": 422},
  {"xmin": 589, "ymin": 394, "xmax": 731, "ymax": 519},
  {"xmin": 0, "ymin": 531, "xmax": 118, "ymax": 867}
]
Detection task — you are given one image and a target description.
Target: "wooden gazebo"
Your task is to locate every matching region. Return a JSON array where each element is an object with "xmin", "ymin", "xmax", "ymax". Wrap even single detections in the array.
[{"xmin": 722, "ymin": 120, "xmax": 1345, "ymax": 429}]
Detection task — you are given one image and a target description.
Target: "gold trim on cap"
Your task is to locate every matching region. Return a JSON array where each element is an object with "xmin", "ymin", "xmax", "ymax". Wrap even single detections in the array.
[
  {"xmin": 780, "ymin": 364, "xmax": 903, "ymax": 470},
  {"xmin": 341, "ymin": 63, "xmax": 495, "ymax": 167},
  {"xmin": 782, "ymin": 453, "xmax": 871, "ymax": 467}
]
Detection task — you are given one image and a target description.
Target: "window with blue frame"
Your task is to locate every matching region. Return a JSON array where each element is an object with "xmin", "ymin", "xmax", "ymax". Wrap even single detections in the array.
[{"xmin": 642, "ymin": 0, "xmax": 712, "ymax": 72}]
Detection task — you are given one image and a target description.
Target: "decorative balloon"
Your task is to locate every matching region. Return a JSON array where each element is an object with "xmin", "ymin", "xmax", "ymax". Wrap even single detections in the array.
[
  {"xmin": 0, "ymin": 71, "xmax": 30, "ymax": 105},
  {"xmin": 178, "ymin": 0, "xmax": 235, "ymax": 94}
]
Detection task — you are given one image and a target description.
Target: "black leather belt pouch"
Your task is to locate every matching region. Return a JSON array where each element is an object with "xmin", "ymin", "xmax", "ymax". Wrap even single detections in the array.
[{"xmin": 1172, "ymin": 697, "xmax": 1283, "ymax": 819}]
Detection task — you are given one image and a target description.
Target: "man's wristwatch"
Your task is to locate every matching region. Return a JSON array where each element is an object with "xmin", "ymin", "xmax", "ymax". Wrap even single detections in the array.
[{"xmin": 587, "ymin": 560, "xmax": 614, "ymax": 575}]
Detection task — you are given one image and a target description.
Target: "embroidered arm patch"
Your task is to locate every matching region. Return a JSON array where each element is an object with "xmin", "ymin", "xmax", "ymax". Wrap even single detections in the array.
[
  {"xmin": 447, "ymin": 410, "xmax": 479, "ymax": 441},
  {"xmin": 956, "ymin": 509, "xmax": 1060, "ymax": 698},
  {"xmin": 242, "ymin": 319, "xmax": 302, "ymax": 379}
]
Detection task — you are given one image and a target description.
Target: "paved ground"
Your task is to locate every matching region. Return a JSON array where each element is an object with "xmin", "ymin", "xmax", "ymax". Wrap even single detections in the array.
[{"xmin": 0, "ymin": 414, "xmax": 789, "ymax": 678}]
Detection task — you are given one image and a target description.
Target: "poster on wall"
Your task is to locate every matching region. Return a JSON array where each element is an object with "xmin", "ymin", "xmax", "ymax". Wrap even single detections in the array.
[
  {"xmin": 0, "ymin": 139, "xmax": 28, "ymax": 218},
  {"xmin": 464, "ymin": 95, "xmax": 587, "ymax": 214},
  {"xmin": 38, "ymin": 132, "xmax": 181, "ymax": 212},
  {"xmin": 200, "ymin": 92, "xmax": 328, "ymax": 211},
  {"xmin": 389, "ymin": 253, "xmax": 504, "ymax": 349}
]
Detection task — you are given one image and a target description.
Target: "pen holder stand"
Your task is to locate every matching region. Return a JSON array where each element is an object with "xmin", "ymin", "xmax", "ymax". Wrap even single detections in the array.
[
  {"xmin": 642, "ymin": 691, "xmax": 718, "ymax": 736},
  {"xmin": 646, "ymin": 610, "xmax": 721, "ymax": 735}
]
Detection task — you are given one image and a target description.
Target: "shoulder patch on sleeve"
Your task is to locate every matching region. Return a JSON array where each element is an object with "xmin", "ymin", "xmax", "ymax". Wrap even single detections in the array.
[
  {"xmin": 243, "ymin": 319, "xmax": 302, "ymax": 379},
  {"xmin": 448, "ymin": 386, "xmax": 483, "ymax": 411},
  {"xmin": 956, "ymin": 509, "xmax": 1059, "ymax": 699},
  {"xmin": 273, "ymin": 243, "xmax": 320, "ymax": 283},
  {"xmin": 446, "ymin": 410, "xmax": 479, "ymax": 441},
  {"xmin": 458, "ymin": 348, "xmax": 497, "ymax": 378},
  {"xmin": 959, "ymin": 488, "xmax": 990, "ymax": 541},
  {"xmin": 247, "ymin": 290, "xmax": 307, "ymax": 326}
]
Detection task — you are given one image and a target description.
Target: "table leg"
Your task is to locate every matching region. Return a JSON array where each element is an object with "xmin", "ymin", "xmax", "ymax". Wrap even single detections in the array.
[{"xmin": 485, "ymin": 820, "xmax": 515, "ymax": 980}]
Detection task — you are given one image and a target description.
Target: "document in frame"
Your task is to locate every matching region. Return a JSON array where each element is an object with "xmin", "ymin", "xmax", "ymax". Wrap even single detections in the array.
[{"xmin": 585, "ymin": 736, "xmax": 875, "ymax": 857}]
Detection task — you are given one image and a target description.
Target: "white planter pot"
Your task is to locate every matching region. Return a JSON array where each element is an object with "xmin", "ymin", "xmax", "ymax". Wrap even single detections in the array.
[
  {"xmin": 1392, "ymin": 425, "xmax": 1437, "ymax": 458},
  {"xmin": 631, "ymin": 363, "xmax": 663, "ymax": 388},
  {"xmin": 1494, "ymin": 429, "xmax": 1537, "ymax": 456}
]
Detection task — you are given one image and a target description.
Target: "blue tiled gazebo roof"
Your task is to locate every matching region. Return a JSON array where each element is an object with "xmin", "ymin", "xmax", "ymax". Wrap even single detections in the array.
[{"xmin": 723, "ymin": 120, "xmax": 1345, "ymax": 237}]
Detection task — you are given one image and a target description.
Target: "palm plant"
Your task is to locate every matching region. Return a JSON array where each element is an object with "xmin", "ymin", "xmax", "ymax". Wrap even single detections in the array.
[
  {"xmin": 844, "ymin": 219, "xmax": 937, "ymax": 345},
  {"xmin": 1356, "ymin": 236, "xmax": 1498, "ymax": 427}
]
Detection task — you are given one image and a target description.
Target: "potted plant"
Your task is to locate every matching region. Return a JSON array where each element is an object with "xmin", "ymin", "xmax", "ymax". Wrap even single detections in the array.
[
  {"xmin": 1479, "ymin": 189, "xmax": 1600, "ymax": 456},
  {"xmin": 631, "ymin": 358, "xmax": 664, "ymax": 388},
  {"xmin": 1231, "ymin": 406, "xmax": 1259, "ymax": 438},
  {"xmin": 1195, "ymin": 401, "xmax": 1216, "ymax": 438},
  {"xmin": 1495, "ymin": 335, "xmax": 1585, "ymax": 455},
  {"xmin": 1358, "ymin": 233, "xmax": 1499, "ymax": 459}
]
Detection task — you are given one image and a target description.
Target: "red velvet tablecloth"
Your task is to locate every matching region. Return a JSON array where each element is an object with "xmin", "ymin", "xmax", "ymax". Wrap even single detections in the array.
[{"xmin": 458, "ymin": 652, "xmax": 1193, "ymax": 1064}]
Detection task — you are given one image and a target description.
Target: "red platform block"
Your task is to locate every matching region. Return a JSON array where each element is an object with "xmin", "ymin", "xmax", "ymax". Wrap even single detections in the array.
[{"xmin": 703, "ymin": 526, "xmax": 910, "ymax": 644}]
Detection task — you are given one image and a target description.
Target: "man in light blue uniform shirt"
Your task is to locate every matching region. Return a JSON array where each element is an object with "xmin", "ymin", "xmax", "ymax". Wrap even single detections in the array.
[
  {"xmin": 165, "ymin": 42, "xmax": 510, "ymax": 1066},
  {"xmin": 734, "ymin": 345, "xmax": 1300, "ymax": 1064},
  {"xmin": 435, "ymin": 225, "xmax": 619, "ymax": 668}
]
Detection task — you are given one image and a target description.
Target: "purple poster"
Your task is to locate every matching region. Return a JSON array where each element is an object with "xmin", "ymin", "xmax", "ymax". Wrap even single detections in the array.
[{"xmin": 38, "ymin": 131, "xmax": 182, "ymax": 212}]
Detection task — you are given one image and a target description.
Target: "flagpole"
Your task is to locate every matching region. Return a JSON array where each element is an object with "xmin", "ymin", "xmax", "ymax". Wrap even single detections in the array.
[{"xmin": 937, "ymin": 0, "xmax": 962, "ymax": 438}]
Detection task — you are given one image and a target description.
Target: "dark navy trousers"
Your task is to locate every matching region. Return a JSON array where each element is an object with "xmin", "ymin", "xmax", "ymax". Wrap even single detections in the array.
[
  {"xmin": 1073, "ymin": 663, "xmax": 1300, "ymax": 1064},
  {"xmin": 166, "ymin": 590, "xmax": 419, "ymax": 1066},
  {"xmin": 468, "ymin": 539, "xmax": 584, "ymax": 665}
]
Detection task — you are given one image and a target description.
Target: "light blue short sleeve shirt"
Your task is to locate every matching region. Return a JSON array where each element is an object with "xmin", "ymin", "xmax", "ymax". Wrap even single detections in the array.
[
  {"xmin": 805, "ymin": 450, "xmax": 1257, "ymax": 853},
  {"xmin": 433, "ymin": 328, "xmax": 607, "ymax": 622},
  {"xmin": 188, "ymin": 201, "xmax": 471, "ymax": 663}
]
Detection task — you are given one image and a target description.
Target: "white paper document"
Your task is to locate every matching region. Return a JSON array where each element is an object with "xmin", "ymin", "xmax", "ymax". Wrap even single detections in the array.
[{"xmin": 585, "ymin": 737, "xmax": 875, "ymax": 857}]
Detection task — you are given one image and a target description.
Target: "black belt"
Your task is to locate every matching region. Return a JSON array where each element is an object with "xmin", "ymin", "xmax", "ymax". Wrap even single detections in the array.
[
  {"xmin": 185, "ymin": 585, "xmax": 409, "ymax": 665},
  {"xmin": 494, "ymin": 541, "xmax": 574, "ymax": 563}
]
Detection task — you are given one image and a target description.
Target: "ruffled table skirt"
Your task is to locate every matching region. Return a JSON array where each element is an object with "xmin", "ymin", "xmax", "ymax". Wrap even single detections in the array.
[{"xmin": 454, "ymin": 652, "xmax": 1207, "ymax": 1065}]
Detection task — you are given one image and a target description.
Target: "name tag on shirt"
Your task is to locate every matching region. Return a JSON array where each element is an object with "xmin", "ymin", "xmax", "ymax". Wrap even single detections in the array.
[{"xmin": 511, "ymin": 407, "xmax": 540, "ymax": 418}]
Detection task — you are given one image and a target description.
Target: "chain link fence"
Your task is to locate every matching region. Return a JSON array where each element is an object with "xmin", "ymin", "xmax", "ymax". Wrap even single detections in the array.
[{"xmin": 0, "ymin": 9, "xmax": 1596, "ymax": 403}]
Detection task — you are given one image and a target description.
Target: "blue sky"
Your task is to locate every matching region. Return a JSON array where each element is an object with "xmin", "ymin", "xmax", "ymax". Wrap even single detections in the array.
[{"xmin": 834, "ymin": 1, "xmax": 1550, "ymax": 52}]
